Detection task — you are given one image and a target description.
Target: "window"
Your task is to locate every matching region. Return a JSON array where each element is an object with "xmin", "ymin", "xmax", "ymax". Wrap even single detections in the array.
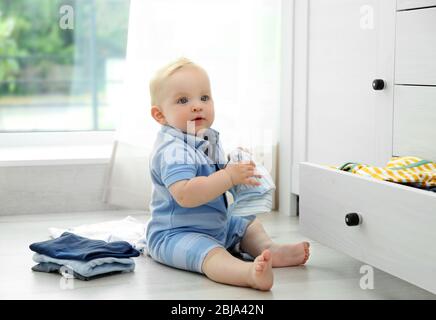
[{"xmin": 0, "ymin": 0, "xmax": 130, "ymax": 132}]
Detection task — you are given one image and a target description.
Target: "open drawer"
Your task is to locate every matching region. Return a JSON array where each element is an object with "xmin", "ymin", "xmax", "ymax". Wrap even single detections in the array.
[{"xmin": 299, "ymin": 162, "xmax": 436, "ymax": 294}]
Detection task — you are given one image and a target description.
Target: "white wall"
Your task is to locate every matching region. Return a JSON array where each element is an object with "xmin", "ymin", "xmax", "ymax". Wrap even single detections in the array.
[{"xmin": 0, "ymin": 163, "xmax": 120, "ymax": 215}]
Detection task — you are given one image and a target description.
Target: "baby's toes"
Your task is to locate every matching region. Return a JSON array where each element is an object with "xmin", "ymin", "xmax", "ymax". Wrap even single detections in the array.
[
  {"xmin": 304, "ymin": 242, "xmax": 310, "ymax": 254},
  {"xmin": 256, "ymin": 255, "xmax": 265, "ymax": 263},
  {"xmin": 303, "ymin": 252, "xmax": 310, "ymax": 264},
  {"xmin": 255, "ymin": 261, "xmax": 266, "ymax": 272},
  {"xmin": 262, "ymin": 249, "xmax": 272, "ymax": 261}
]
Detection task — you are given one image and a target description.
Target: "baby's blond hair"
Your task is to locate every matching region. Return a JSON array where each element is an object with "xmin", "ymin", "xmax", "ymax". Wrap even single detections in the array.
[{"xmin": 150, "ymin": 57, "xmax": 201, "ymax": 106}]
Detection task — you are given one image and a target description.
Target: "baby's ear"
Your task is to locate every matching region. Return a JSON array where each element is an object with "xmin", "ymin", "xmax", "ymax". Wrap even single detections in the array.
[{"xmin": 151, "ymin": 105, "xmax": 166, "ymax": 125}]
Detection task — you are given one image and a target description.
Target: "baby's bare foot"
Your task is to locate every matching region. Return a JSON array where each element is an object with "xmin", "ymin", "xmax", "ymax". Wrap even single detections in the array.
[
  {"xmin": 269, "ymin": 242, "xmax": 310, "ymax": 267},
  {"xmin": 248, "ymin": 249, "xmax": 274, "ymax": 291}
]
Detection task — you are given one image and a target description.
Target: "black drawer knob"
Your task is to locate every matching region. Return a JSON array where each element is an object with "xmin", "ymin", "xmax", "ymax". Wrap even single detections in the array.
[
  {"xmin": 372, "ymin": 79, "xmax": 385, "ymax": 90},
  {"xmin": 345, "ymin": 213, "xmax": 362, "ymax": 226}
]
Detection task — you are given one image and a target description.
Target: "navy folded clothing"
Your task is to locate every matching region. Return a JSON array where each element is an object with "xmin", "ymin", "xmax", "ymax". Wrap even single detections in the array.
[{"xmin": 29, "ymin": 232, "xmax": 140, "ymax": 261}]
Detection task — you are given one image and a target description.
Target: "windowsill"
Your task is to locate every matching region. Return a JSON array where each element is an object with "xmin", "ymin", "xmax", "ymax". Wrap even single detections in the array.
[
  {"xmin": 0, "ymin": 131, "xmax": 115, "ymax": 167},
  {"xmin": 0, "ymin": 145, "xmax": 113, "ymax": 167}
]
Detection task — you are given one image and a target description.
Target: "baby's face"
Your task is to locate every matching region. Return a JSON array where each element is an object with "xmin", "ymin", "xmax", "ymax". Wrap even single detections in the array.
[{"xmin": 157, "ymin": 66, "xmax": 215, "ymax": 135}]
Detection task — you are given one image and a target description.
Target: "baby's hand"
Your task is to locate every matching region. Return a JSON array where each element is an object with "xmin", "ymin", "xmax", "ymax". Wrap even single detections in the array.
[{"xmin": 224, "ymin": 160, "xmax": 262, "ymax": 186}]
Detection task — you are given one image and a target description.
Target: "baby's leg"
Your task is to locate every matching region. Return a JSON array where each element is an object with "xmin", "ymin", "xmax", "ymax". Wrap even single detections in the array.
[
  {"xmin": 202, "ymin": 247, "xmax": 273, "ymax": 291},
  {"xmin": 240, "ymin": 218, "xmax": 310, "ymax": 268}
]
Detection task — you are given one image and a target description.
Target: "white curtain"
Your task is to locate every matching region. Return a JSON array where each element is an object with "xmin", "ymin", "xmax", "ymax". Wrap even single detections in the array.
[{"xmin": 103, "ymin": 0, "xmax": 282, "ymax": 211}]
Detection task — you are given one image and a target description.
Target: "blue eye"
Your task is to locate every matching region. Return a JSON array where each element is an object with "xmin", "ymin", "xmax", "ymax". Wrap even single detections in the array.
[
  {"xmin": 201, "ymin": 95, "xmax": 210, "ymax": 102},
  {"xmin": 177, "ymin": 97, "xmax": 188, "ymax": 104}
]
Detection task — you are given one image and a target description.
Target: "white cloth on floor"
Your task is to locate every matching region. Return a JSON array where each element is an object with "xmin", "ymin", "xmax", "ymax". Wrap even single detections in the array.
[
  {"xmin": 48, "ymin": 216, "xmax": 148, "ymax": 252},
  {"xmin": 226, "ymin": 148, "xmax": 275, "ymax": 216}
]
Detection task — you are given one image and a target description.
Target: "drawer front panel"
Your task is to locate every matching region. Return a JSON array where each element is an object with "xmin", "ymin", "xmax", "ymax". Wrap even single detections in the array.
[
  {"xmin": 395, "ymin": 7, "xmax": 436, "ymax": 85},
  {"xmin": 397, "ymin": 0, "xmax": 436, "ymax": 10},
  {"xmin": 393, "ymin": 86, "xmax": 436, "ymax": 161},
  {"xmin": 299, "ymin": 163, "xmax": 436, "ymax": 293}
]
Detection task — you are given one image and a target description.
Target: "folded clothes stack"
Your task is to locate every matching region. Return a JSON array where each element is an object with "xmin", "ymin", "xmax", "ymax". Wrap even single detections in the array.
[
  {"xmin": 29, "ymin": 232, "xmax": 140, "ymax": 281},
  {"xmin": 226, "ymin": 148, "xmax": 276, "ymax": 216}
]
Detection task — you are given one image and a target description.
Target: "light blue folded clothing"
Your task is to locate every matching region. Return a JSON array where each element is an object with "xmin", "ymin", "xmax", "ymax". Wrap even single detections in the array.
[
  {"xmin": 32, "ymin": 253, "xmax": 135, "ymax": 278},
  {"xmin": 227, "ymin": 148, "xmax": 276, "ymax": 216},
  {"xmin": 32, "ymin": 262, "xmax": 125, "ymax": 281}
]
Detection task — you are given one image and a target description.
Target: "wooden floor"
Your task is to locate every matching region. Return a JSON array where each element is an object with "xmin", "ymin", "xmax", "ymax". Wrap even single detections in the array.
[{"xmin": 0, "ymin": 210, "xmax": 434, "ymax": 300}]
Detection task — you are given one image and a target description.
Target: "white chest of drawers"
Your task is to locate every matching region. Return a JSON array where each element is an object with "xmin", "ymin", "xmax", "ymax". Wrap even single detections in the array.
[
  {"xmin": 295, "ymin": 0, "xmax": 436, "ymax": 294},
  {"xmin": 394, "ymin": 6, "xmax": 436, "ymax": 161}
]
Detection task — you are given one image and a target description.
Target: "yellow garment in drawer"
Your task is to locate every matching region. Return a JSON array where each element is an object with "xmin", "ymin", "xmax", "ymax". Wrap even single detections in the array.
[{"xmin": 335, "ymin": 156, "xmax": 436, "ymax": 188}]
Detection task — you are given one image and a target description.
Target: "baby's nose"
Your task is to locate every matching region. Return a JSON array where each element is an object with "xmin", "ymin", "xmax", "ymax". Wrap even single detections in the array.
[{"xmin": 192, "ymin": 105, "xmax": 203, "ymax": 112}]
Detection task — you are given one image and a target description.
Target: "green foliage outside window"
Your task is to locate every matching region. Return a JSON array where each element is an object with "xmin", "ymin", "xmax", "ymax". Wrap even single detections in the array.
[
  {"xmin": 0, "ymin": 0, "xmax": 129, "ymax": 96},
  {"xmin": 0, "ymin": 11, "xmax": 22, "ymax": 92}
]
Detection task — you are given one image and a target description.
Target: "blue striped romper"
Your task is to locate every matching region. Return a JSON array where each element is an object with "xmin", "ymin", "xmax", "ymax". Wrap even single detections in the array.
[{"xmin": 146, "ymin": 124, "xmax": 255, "ymax": 273}]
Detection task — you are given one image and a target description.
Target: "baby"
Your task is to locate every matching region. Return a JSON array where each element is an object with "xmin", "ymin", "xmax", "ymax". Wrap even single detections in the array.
[{"xmin": 146, "ymin": 57, "xmax": 310, "ymax": 291}]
